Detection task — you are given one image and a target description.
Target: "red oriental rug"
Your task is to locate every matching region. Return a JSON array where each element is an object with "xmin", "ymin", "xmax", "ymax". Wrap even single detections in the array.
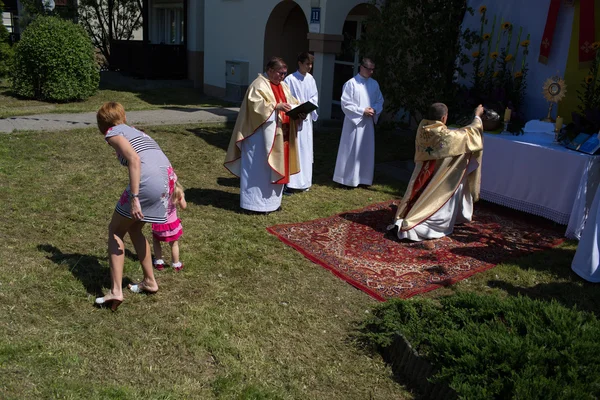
[{"xmin": 267, "ymin": 200, "xmax": 564, "ymax": 301}]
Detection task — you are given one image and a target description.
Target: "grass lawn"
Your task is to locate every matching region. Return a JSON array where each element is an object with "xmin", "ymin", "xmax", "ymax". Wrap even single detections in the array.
[
  {"xmin": 0, "ymin": 122, "xmax": 590, "ymax": 399},
  {"xmin": 0, "ymin": 81, "xmax": 233, "ymax": 119}
]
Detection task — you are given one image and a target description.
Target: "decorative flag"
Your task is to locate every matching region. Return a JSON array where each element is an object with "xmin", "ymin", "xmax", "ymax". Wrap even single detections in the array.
[
  {"xmin": 579, "ymin": 0, "xmax": 596, "ymax": 68},
  {"xmin": 539, "ymin": 0, "xmax": 561, "ymax": 64}
]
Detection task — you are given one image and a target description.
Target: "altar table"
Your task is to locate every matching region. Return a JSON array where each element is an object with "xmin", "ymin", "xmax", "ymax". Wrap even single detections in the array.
[{"xmin": 480, "ymin": 124, "xmax": 600, "ymax": 239}]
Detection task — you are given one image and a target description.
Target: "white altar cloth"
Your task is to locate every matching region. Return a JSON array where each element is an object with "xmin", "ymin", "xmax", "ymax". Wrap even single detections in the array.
[{"xmin": 480, "ymin": 129, "xmax": 600, "ymax": 239}]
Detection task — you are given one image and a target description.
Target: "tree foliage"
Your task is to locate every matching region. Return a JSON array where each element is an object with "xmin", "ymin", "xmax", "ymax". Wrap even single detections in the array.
[
  {"xmin": 17, "ymin": 0, "xmax": 78, "ymax": 27},
  {"xmin": 0, "ymin": 0, "xmax": 14, "ymax": 78},
  {"xmin": 358, "ymin": 0, "xmax": 477, "ymax": 123},
  {"xmin": 12, "ymin": 16, "xmax": 99, "ymax": 101},
  {"xmin": 78, "ymin": 0, "xmax": 143, "ymax": 66}
]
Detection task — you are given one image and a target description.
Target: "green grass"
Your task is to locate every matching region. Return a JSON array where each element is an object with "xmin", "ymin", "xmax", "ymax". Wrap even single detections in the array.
[
  {"xmin": 0, "ymin": 81, "xmax": 233, "ymax": 119},
  {"xmin": 0, "ymin": 122, "xmax": 588, "ymax": 399}
]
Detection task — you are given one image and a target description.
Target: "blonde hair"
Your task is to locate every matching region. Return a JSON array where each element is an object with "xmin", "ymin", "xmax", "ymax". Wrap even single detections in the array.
[
  {"xmin": 171, "ymin": 181, "xmax": 185, "ymax": 205},
  {"xmin": 97, "ymin": 102, "xmax": 127, "ymax": 134}
]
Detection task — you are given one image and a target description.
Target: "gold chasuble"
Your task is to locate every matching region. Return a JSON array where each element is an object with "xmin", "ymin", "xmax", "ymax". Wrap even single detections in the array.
[
  {"xmin": 394, "ymin": 118, "xmax": 483, "ymax": 231},
  {"xmin": 224, "ymin": 74, "xmax": 300, "ymax": 183}
]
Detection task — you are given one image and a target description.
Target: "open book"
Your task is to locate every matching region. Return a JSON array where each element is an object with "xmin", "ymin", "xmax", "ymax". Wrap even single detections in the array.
[
  {"xmin": 577, "ymin": 133, "xmax": 600, "ymax": 155},
  {"xmin": 285, "ymin": 101, "xmax": 318, "ymax": 119}
]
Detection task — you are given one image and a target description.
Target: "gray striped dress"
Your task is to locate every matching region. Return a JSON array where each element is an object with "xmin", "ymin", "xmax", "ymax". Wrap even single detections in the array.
[{"xmin": 105, "ymin": 124, "xmax": 174, "ymax": 224}]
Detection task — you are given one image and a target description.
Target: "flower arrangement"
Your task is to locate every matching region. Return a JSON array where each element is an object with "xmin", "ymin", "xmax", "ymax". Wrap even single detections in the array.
[{"xmin": 456, "ymin": 6, "xmax": 531, "ymax": 134}]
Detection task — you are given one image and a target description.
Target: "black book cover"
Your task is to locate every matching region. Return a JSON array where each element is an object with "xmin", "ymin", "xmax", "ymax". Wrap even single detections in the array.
[{"xmin": 285, "ymin": 101, "xmax": 318, "ymax": 119}]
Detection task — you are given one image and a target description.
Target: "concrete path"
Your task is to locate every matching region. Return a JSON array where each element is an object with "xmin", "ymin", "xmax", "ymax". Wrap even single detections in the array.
[{"xmin": 0, "ymin": 106, "xmax": 240, "ymax": 133}]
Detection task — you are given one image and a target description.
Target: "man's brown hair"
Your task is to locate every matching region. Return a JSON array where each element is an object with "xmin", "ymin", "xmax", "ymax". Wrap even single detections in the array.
[
  {"xmin": 428, "ymin": 103, "xmax": 448, "ymax": 121},
  {"xmin": 265, "ymin": 56, "xmax": 287, "ymax": 71}
]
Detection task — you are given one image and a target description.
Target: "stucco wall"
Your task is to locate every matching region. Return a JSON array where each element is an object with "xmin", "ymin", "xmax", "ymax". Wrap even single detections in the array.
[
  {"xmin": 203, "ymin": 0, "xmax": 369, "ymax": 92},
  {"xmin": 463, "ymin": 0, "xmax": 574, "ymax": 121}
]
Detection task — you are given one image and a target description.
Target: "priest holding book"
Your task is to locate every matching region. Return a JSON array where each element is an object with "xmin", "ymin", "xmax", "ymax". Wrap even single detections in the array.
[
  {"xmin": 284, "ymin": 52, "xmax": 319, "ymax": 194},
  {"xmin": 224, "ymin": 57, "xmax": 306, "ymax": 213}
]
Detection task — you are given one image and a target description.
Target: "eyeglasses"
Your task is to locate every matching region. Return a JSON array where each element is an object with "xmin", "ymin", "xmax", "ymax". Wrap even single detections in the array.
[
  {"xmin": 274, "ymin": 70, "xmax": 287, "ymax": 76},
  {"xmin": 361, "ymin": 65, "xmax": 375, "ymax": 72}
]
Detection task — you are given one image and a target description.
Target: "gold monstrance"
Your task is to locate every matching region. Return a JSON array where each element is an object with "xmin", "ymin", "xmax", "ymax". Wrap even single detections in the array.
[{"xmin": 541, "ymin": 76, "xmax": 567, "ymax": 122}]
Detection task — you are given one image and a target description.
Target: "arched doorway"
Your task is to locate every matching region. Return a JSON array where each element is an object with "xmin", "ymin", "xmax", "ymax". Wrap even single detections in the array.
[
  {"xmin": 331, "ymin": 3, "xmax": 376, "ymax": 119},
  {"xmin": 263, "ymin": 1, "xmax": 308, "ymax": 73}
]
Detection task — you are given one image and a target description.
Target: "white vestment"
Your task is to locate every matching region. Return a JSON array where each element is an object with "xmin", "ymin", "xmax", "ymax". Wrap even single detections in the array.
[
  {"xmin": 397, "ymin": 175, "xmax": 473, "ymax": 241},
  {"xmin": 284, "ymin": 71, "xmax": 319, "ymax": 190},
  {"xmin": 240, "ymin": 112, "xmax": 283, "ymax": 212},
  {"xmin": 572, "ymin": 183, "xmax": 600, "ymax": 282},
  {"xmin": 395, "ymin": 156, "xmax": 479, "ymax": 241},
  {"xmin": 333, "ymin": 74, "xmax": 384, "ymax": 187}
]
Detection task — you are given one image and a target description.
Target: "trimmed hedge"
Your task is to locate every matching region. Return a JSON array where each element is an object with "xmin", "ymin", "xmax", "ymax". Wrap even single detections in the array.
[
  {"xmin": 359, "ymin": 292, "xmax": 600, "ymax": 399},
  {"xmin": 12, "ymin": 16, "xmax": 99, "ymax": 101}
]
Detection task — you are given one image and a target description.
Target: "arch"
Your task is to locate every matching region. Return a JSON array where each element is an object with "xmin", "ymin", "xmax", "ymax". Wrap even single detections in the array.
[
  {"xmin": 331, "ymin": 3, "xmax": 379, "ymax": 118},
  {"xmin": 263, "ymin": 1, "xmax": 308, "ymax": 73}
]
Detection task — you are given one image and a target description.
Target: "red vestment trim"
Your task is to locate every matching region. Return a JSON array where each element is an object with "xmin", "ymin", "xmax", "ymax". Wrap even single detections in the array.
[
  {"xmin": 270, "ymin": 82, "xmax": 290, "ymax": 184},
  {"xmin": 579, "ymin": 0, "xmax": 596, "ymax": 68},
  {"xmin": 539, "ymin": 0, "xmax": 561, "ymax": 64},
  {"xmin": 401, "ymin": 160, "xmax": 436, "ymax": 218}
]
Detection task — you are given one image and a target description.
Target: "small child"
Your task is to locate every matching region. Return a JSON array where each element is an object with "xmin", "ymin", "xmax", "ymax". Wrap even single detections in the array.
[{"xmin": 152, "ymin": 180, "xmax": 187, "ymax": 271}]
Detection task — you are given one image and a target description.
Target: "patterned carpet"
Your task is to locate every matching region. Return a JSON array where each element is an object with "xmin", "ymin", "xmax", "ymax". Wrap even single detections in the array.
[{"xmin": 267, "ymin": 200, "xmax": 564, "ymax": 301}]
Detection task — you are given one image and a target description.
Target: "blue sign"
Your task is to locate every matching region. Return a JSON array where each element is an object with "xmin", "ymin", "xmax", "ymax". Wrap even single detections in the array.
[{"xmin": 310, "ymin": 7, "xmax": 321, "ymax": 24}]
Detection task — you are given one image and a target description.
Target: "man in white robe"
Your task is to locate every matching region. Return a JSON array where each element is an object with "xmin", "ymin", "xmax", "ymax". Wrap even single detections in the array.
[
  {"xmin": 224, "ymin": 57, "xmax": 304, "ymax": 213},
  {"xmin": 333, "ymin": 58, "xmax": 384, "ymax": 188},
  {"xmin": 284, "ymin": 52, "xmax": 319, "ymax": 193}
]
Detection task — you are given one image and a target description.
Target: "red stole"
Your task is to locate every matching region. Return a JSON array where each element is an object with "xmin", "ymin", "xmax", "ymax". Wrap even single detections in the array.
[
  {"xmin": 270, "ymin": 82, "xmax": 290, "ymax": 184},
  {"xmin": 539, "ymin": 0, "xmax": 596, "ymax": 67},
  {"xmin": 579, "ymin": 0, "xmax": 596, "ymax": 68},
  {"xmin": 539, "ymin": 0, "xmax": 561, "ymax": 64}
]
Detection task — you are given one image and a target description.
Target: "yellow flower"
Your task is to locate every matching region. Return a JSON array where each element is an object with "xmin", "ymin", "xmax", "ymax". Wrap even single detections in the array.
[
  {"xmin": 520, "ymin": 40, "xmax": 530, "ymax": 47},
  {"xmin": 592, "ymin": 42, "xmax": 600, "ymax": 50},
  {"xmin": 490, "ymin": 51, "xmax": 499, "ymax": 60},
  {"xmin": 482, "ymin": 33, "xmax": 491, "ymax": 41},
  {"xmin": 479, "ymin": 5, "xmax": 487, "ymax": 14},
  {"xmin": 472, "ymin": 51, "xmax": 480, "ymax": 57},
  {"xmin": 505, "ymin": 54, "xmax": 514, "ymax": 62},
  {"xmin": 478, "ymin": 71, "xmax": 485, "ymax": 77},
  {"xmin": 514, "ymin": 71, "xmax": 523, "ymax": 78},
  {"xmin": 493, "ymin": 71, "xmax": 500, "ymax": 78},
  {"xmin": 585, "ymin": 75, "xmax": 595, "ymax": 84},
  {"xmin": 502, "ymin": 22, "xmax": 512, "ymax": 30}
]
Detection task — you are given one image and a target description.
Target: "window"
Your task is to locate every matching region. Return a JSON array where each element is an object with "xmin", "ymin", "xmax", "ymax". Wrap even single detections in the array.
[
  {"xmin": 331, "ymin": 16, "xmax": 367, "ymax": 118},
  {"xmin": 154, "ymin": 6, "xmax": 184, "ymax": 45}
]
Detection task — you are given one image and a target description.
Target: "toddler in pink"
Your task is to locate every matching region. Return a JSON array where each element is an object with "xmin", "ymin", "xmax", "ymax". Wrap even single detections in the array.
[{"xmin": 152, "ymin": 179, "xmax": 187, "ymax": 271}]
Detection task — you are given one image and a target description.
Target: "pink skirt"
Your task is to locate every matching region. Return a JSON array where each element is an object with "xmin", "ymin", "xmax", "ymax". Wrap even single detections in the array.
[{"xmin": 151, "ymin": 219, "xmax": 183, "ymax": 242}]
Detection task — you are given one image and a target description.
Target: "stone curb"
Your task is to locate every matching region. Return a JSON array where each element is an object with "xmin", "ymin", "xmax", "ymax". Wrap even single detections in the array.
[{"xmin": 383, "ymin": 334, "xmax": 456, "ymax": 399}]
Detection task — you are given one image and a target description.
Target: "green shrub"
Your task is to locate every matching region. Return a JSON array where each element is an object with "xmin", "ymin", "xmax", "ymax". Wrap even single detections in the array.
[
  {"xmin": 12, "ymin": 16, "xmax": 99, "ymax": 101},
  {"xmin": 359, "ymin": 292, "xmax": 600, "ymax": 399}
]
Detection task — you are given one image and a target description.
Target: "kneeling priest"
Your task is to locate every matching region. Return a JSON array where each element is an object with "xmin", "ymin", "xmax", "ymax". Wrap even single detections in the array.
[{"xmin": 388, "ymin": 103, "xmax": 484, "ymax": 246}]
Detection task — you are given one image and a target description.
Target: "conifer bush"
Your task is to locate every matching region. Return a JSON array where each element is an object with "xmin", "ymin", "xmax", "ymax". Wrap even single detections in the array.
[
  {"xmin": 12, "ymin": 16, "xmax": 99, "ymax": 101},
  {"xmin": 359, "ymin": 292, "xmax": 600, "ymax": 398}
]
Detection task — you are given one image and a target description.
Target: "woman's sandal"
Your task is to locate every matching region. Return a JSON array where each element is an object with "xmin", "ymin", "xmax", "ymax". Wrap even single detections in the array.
[
  {"xmin": 128, "ymin": 281, "xmax": 158, "ymax": 294},
  {"xmin": 95, "ymin": 296, "xmax": 123, "ymax": 311}
]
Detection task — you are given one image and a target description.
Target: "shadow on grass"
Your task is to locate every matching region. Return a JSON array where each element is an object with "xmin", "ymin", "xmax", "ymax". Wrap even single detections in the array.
[
  {"xmin": 37, "ymin": 244, "xmax": 137, "ymax": 296},
  {"xmin": 486, "ymin": 246, "xmax": 600, "ymax": 316},
  {"xmin": 217, "ymin": 177, "xmax": 239, "ymax": 188},
  {"xmin": 185, "ymin": 187, "xmax": 239, "ymax": 212},
  {"xmin": 187, "ymin": 127, "xmax": 230, "ymax": 151}
]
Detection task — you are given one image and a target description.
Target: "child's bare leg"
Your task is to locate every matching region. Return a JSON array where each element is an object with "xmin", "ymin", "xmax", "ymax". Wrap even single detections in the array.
[
  {"xmin": 169, "ymin": 240, "xmax": 180, "ymax": 264},
  {"xmin": 152, "ymin": 235, "xmax": 163, "ymax": 260}
]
